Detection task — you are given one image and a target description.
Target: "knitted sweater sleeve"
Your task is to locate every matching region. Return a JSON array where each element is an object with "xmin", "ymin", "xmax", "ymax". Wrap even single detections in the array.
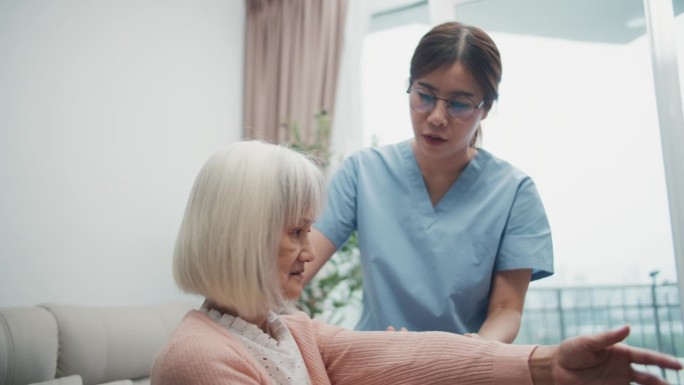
[
  {"xmin": 151, "ymin": 312, "xmax": 272, "ymax": 385},
  {"xmin": 285, "ymin": 312, "xmax": 537, "ymax": 385}
]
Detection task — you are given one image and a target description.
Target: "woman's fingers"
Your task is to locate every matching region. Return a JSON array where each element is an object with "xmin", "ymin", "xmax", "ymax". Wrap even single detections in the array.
[
  {"xmin": 586, "ymin": 325, "xmax": 630, "ymax": 350},
  {"xmin": 631, "ymin": 367, "xmax": 671, "ymax": 385},
  {"xmin": 628, "ymin": 345, "xmax": 683, "ymax": 369}
]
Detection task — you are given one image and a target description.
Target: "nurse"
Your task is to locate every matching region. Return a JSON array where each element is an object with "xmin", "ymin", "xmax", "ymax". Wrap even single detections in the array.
[{"xmin": 304, "ymin": 21, "xmax": 554, "ymax": 342}]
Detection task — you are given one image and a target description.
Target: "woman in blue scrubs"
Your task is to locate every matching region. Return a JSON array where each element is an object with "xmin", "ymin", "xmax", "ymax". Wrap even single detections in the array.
[{"xmin": 304, "ymin": 21, "xmax": 554, "ymax": 342}]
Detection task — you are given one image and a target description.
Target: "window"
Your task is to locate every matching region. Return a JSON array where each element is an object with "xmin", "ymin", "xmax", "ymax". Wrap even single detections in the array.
[{"xmin": 361, "ymin": 0, "xmax": 683, "ymax": 286}]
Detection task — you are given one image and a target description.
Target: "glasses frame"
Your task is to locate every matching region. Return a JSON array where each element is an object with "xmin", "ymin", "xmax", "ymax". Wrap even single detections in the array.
[{"xmin": 406, "ymin": 86, "xmax": 486, "ymax": 120}]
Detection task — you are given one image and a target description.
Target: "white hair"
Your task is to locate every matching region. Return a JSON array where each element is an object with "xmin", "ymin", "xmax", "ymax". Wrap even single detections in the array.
[{"xmin": 173, "ymin": 140, "xmax": 326, "ymax": 320}]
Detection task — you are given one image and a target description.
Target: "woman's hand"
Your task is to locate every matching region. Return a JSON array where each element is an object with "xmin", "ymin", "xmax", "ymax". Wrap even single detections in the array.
[{"xmin": 530, "ymin": 325, "xmax": 682, "ymax": 385}]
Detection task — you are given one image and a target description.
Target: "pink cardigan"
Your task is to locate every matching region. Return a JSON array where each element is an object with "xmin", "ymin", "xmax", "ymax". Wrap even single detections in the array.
[{"xmin": 151, "ymin": 310, "xmax": 536, "ymax": 385}]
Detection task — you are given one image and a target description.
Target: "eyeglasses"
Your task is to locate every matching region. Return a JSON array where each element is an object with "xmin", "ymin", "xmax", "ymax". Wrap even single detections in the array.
[{"xmin": 407, "ymin": 87, "xmax": 485, "ymax": 120}]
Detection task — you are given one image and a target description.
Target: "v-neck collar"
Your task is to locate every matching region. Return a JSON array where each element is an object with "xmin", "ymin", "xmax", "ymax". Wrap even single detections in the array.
[{"xmin": 400, "ymin": 140, "xmax": 488, "ymax": 222}]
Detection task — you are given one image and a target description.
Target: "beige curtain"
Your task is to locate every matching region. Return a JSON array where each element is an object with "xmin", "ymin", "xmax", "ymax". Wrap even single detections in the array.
[{"xmin": 243, "ymin": 0, "xmax": 348, "ymax": 147}]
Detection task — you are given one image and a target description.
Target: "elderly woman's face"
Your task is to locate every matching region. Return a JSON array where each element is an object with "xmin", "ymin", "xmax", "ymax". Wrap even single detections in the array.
[{"xmin": 278, "ymin": 219, "xmax": 315, "ymax": 299}]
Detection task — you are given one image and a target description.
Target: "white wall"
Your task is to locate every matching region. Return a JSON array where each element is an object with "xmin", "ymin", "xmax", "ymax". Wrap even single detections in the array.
[{"xmin": 0, "ymin": 0, "xmax": 245, "ymax": 307}]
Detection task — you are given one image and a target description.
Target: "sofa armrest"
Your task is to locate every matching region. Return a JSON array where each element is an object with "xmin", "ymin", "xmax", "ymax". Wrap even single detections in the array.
[{"xmin": 0, "ymin": 306, "xmax": 59, "ymax": 385}]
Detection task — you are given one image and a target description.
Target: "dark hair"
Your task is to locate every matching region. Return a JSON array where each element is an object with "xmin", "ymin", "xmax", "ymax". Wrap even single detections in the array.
[{"xmin": 409, "ymin": 22, "xmax": 502, "ymax": 146}]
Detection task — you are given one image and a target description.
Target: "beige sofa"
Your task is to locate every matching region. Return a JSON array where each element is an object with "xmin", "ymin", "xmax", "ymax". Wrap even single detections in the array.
[{"xmin": 0, "ymin": 301, "xmax": 197, "ymax": 385}]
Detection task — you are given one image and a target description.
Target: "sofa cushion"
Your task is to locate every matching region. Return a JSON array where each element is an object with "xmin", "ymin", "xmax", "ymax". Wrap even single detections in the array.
[
  {"xmin": 42, "ymin": 301, "xmax": 195, "ymax": 385},
  {"xmin": 0, "ymin": 306, "xmax": 59, "ymax": 385},
  {"xmin": 28, "ymin": 375, "xmax": 83, "ymax": 385}
]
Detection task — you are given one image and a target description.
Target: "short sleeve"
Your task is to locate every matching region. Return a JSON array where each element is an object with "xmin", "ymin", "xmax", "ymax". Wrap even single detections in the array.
[
  {"xmin": 314, "ymin": 154, "xmax": 359, "ymax": 249},
  {"xmin": 496, "ymin": 177, "xmax": 554, "ymax": 281}
]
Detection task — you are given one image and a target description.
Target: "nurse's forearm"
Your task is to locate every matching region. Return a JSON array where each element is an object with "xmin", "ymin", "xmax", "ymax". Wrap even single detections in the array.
[
  {"xmin": 477, "ymin": 308, "xmax": 522, "ymax": 343},
  {"xmin": 480, "ymin": 269, "xmax": 530, "ymax": 342}
]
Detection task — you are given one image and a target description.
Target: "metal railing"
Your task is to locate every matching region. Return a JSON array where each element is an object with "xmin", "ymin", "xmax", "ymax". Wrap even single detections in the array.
[{"xmin": 517, "ymin": 280, "xmax": 683, "ymax": 383}]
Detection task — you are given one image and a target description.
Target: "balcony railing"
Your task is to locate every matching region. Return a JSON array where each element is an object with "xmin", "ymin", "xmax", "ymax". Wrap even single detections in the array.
[{"xmin": 517, "ymin": 282, "xmax": 683, "ymax": 383}]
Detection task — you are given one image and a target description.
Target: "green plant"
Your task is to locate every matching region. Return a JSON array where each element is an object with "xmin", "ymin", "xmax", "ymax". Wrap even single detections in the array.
[
  {"xmin": 298, "ymin": 232, "xmax": 363, "ymax": 325},
  {"xmin": 286, "ymin": 110, "xmax": 332, "ymax": 170},
  {"xmin": 284, "ymin": 111, "xmax": 363, "ymax": 325}
]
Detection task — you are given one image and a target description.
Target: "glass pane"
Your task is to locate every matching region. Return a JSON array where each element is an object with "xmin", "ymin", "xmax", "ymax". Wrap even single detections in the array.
[
  {"xmin": 363, "ymin": 1, "xmax": 681, "ymax": 285},
  {"xmin": 448, "ymin": 0, "xmax": 679, "ymax": 287}
]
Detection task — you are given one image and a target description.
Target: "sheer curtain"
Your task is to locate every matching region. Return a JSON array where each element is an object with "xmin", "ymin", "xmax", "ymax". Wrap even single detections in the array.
[
  {"xmin": 328, "ymin": 0, "xmax": 369, "ymax": 168},
  {"xmin": 243, "ymin": 0, "xmax": 349, "ymax": 149}
]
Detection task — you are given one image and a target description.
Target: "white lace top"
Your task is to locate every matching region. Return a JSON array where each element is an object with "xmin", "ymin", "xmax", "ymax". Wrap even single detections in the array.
[{"xmin": 203, "ymin": 308, "xmax": 311, "ymax": 385}]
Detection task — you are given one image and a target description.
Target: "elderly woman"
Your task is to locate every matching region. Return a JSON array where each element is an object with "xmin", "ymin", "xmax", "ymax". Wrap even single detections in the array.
[{"xmin": 151, "ymin": 140, "xmax": 680, "ymax": 385}]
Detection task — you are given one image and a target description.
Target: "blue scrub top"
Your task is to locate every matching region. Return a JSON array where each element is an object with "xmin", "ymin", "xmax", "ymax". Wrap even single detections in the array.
[{"xmin": 314, "ymin": 140, "xmax": 554, "ymax": 333}]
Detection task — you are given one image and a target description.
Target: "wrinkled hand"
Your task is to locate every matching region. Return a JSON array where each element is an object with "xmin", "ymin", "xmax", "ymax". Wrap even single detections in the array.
[{"xmin": 551, "ymin": 325, "xmax": 682, "ymax": 385}]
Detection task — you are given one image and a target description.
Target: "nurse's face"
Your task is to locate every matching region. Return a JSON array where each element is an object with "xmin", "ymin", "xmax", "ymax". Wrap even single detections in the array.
[{"xmin": 409, "ymin": 61, "xmax": 488, "ymax": 163}]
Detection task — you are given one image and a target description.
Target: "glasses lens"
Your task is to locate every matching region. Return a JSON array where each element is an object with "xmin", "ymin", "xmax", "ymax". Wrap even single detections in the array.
[
  {"xmin": 409, "ymin": 90, "xmax": 479, "ymax": 119},
  {"xmin": 409, "ymin": 90, "xmax": 435, "ymax": 112},
  {"xmin": 447, "ymin": 97, "xmax": 475, "ymax": 119}
]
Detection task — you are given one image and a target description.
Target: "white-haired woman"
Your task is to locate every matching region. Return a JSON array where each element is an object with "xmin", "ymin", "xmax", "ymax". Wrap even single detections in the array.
[{"xmin": 151, "ymin": 140, "xmax": 680, "ymax": 385}]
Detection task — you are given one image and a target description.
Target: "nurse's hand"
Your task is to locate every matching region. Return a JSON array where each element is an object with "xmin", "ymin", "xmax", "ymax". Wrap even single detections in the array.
[{"xmin": 386, "ymin": 326, "xmax": 407, "ymax": 332}]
